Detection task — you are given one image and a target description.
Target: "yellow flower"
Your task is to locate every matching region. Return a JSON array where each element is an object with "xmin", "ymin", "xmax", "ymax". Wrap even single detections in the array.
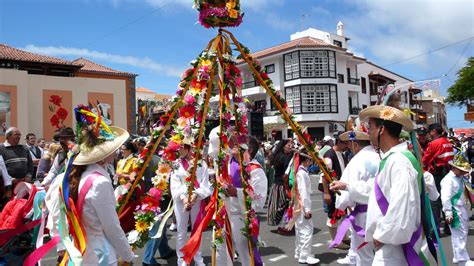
[
  {"xmin": 201, "ymin": 59, "xmax": 212, "ymax": 67},
  {"xmin": 228, "ymin": 9, "xmax": 238, "ymax": 19},
  {"xmin": 190, "ymin": 86, "xmax": 202, "ymax": 96},
  {"xmin": 157, "ymin": 179, "xmax": 168, "ymax": 191},
  {"xmin": 170, "ymin": 134, "xmax": 182, "ymax": 144},
  {"xmin": 380, "ymin": 107, "xmax": 395, "ymax": 120},
  {"xmin": 157, "ymin": 163, "xmax": 171, "ymax": 175},
  {"xmin": 226, "ymin": 0, "xmax": 236, "ymax": 10},
  {"xmin": 135, "ymin": 220, "xmax": 149, "ymax": 233}
]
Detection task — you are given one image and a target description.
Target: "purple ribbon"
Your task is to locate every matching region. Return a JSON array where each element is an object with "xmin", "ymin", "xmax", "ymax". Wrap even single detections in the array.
[
  {"xmin": 230, "ymin": 157, "xmax": 242, "ymax": 188},
  {"xmin": 329, "ymin": 204, "xmax": 367, "ymax": 249},
  {"xmin": 374, "ymin": 175, "xmax": 424, "ymax": 266},
  {"xmin": 251, "ymin": 218, "xmax": 263, "ymax": 266}
]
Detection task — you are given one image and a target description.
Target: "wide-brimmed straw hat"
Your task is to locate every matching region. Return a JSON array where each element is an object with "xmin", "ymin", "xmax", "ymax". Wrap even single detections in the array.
[
  {"xmin": 359, "ymin": 105, "xmax": 414, "ymax": 132},
  {"xmin": 449, "ymin": 153, "xmax": 471, "ymax": 173},
  {"xmin": 73, "ymin": 126, "xmax": 129, "ymax": 165},
  {"xmin": 340, "ymin": 116, "xmax": 370, "ymax": 141}
]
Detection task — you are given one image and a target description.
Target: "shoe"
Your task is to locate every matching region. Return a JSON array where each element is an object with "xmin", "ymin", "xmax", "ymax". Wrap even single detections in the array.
[
  {"xmin": 169, "ymin": 223, "xmax": 177, "ymax": 231},
  {"xmin": 234, "ymin": 252, "xmax": 239, "ymax": 260},
  {"xmin": 337, "ymin": 255, "xmax": 356, "ymax": 265},
  {"xmin": 298, "ymin": 256, "xmax": 320, "ymax": 264},
  {"xmin": 160, "ymin": 249, "xmax": 176, "ymax": 259}
]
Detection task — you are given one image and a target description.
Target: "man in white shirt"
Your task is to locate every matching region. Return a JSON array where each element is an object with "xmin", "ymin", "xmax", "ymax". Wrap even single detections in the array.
[{"xmin": 359, "ymin": 105, "xmax": 422, "ymax": 266}]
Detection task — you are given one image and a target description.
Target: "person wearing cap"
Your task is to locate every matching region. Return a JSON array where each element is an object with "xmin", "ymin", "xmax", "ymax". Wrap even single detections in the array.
[
  {"xmin": 322, "ymin": 131, "xmax": 348, "ymax": 247},
  {"xmin": 329, "ymin": 117, "xmax": 380, "ymax": 265},
  {"xmin": 440, "ymin": 154, "xmax": 473, "ymax": 266},
  {"xmin": 170, "ymin": 137, "xmax": 211, "ymax": 266},
  {"xmin": 416, "ymin": 127, "xmax": 429, "ymax": 154},
  {"xmin": 216, "ymin": 135, "xmax": 268, "ymax": 265},
  {"xmin": 422, "ymin": 123, "xmax": 454, "ymax": 233},
  {"xmin": 293, "ymin": 147, "xmax": 320, "ymax": 265},
  {"xmin": 359, "ymin": 105, "xmax": 423, "ymax": 265},
  {"xmin": 41, "ymin": 127, "xmax": 76, "ymax": 187},
  {"xmin": 45, "ymin": 106, "xmax": 134, "ymax": 265}
]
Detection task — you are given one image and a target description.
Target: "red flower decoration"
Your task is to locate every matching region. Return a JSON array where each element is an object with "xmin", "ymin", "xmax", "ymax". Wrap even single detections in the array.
[
  {"xmin": 49, "ymin": 95, "xmax": 62, "ymax": 106},
  {"xmin": 179, "ymin": 105, "xmax": 196, "ymax": 119},
  {"xmin": 56, "ymin": 107, "xmax": 68, "ymax": 120},
  {"xmin": 50, "ymin": 114, "xmax": 60, "ymax": 128}
]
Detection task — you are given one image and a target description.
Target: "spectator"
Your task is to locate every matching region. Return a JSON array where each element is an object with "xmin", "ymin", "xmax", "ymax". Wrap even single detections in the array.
[
  {"xmin": 25, "ymin": 133, "xmax": 42, "ymax": 179},
  {"xmin": 36, "ymin": 143, "xmax": 62, "ymax": 181},
  {"xmin": 37, "ymin": 138, "xmax": 46, "ymax": 156},
  {"xmin": 0, "ymin": 127, "xmax": 34, "ymax": 185}
]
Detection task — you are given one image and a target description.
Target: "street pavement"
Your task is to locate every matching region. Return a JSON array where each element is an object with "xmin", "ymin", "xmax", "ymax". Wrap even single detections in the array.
[{"xmin": 42, "ymin": 174, "xmax": 474, "ymax": 265}]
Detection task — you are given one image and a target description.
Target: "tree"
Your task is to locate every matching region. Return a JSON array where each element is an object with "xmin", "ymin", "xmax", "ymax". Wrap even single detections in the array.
[{"xmin": 445, "ymin": 57, "xmax": 474, "ymax": 106}]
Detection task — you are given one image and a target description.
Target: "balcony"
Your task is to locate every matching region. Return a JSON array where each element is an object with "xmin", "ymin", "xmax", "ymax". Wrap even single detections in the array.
[
  {"xmin": 348, "ymin": 78, "xmax": 360, "ymax": 85},
  {"xmin": 242, "ymin": 80, "xmax": 258, "ymax": 89}
]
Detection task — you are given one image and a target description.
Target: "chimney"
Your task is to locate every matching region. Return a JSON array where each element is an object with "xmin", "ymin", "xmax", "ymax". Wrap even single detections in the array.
[{"xmin": 337, "ymin": 21, "xmax": 344, "ymax": 36}]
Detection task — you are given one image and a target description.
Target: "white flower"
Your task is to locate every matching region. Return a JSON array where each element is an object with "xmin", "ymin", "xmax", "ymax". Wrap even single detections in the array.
[
  {"xmin": 127, "ymin": 230, "xmax": 139, "ymax": 244},
  {"xmin": 151, "ymin": 176, "xmax": 160, "ymax": 186}
]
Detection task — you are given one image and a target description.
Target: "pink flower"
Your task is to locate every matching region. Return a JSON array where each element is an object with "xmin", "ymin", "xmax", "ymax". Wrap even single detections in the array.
[
  {"xmin": 235, "ymin": 77, "xmax": 242, "ymax": 88},
  {"xmin": 168, "ymin": 141, "xmax": 180, "ymax": 151},
  {"xmin": 184, "ymin": 95, "xmax": 196, "ymax": 105},
  {"xmin": 251, "ymin": 217, "xmax": 259, "ymax": 237},
  {"xmin": 149, "ymin": 187, "xmax": 162, "ymax": 199}
]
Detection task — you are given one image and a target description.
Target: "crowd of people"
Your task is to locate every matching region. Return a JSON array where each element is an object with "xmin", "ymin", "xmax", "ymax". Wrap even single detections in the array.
[{"xmin": 0, "ymin": 103, "xmax": 473, "ymax": 266}]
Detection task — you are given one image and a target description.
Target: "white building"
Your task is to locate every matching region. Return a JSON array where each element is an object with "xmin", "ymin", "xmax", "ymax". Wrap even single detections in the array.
[{"xmin": 237, "ymin": 24, "xmax": 412, "ymax": 140}]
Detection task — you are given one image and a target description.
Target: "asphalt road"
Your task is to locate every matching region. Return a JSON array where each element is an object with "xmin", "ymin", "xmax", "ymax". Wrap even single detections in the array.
[{"xmin": 41, "ymin": 174, "xmax": 474, "ymax": 265}]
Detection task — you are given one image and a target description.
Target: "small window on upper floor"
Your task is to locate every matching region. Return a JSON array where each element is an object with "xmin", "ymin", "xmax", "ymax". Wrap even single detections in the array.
[
  {"xmin": 333, "ymin": 40, "xmax": 342, "ymax": 48},
  {"xmin": 265, "ymin": 64, "xmax": 275, "ymax": 74}
]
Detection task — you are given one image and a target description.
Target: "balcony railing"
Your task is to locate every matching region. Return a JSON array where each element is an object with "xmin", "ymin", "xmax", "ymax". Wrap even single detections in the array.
[
  {"xmin": 348, "ymin": 78, "xmax": 360, "ymax": 85},
  {"xmin": 242, "ymin": 80, "xmax": 258, "ymax": 89}
]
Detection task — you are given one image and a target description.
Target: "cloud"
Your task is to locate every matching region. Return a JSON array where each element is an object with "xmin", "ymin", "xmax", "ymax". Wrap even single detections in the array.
[
  {"xmin": 241, "ymin": 0, "xmax": 285, "ymax": 11},
  {"xmin": 342, "ymin": 0, "xmax": 474, "ymax": 67},
  {"xmin": 261, "ymin": 12, "xmax": 297, "ymax": 31},
  {"xmin": 22, "ymin": 45, "xmax": 185, "ymax": 77}
]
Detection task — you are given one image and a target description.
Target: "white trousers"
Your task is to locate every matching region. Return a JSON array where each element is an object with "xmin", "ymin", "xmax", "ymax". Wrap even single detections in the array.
[
  {"xmin": 372, "ymin": 244, "xmax": 407, "ymax": 266},
  {"xmin": 352, "ymin": 213, "xmax": 374, "ymax": 266},
  {"xmin": 295, "ymin": 214, "xmax": 313, "ymax": 260},
  {"xmin": 215, "ymin": 214, "xmax": 252, "ymax": 266},
  {"xmin": 449, "ymin": 208, "xmax": 470, "ymax": 264},
  {"xmin": 174, "ymin": 198, "xmax": 204, "ymax": 265}
]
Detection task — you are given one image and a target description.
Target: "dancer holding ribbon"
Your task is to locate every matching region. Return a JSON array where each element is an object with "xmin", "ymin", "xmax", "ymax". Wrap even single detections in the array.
[{"xmin": 329, "ymin": 116, "xmax": 380, "ymax": 265}]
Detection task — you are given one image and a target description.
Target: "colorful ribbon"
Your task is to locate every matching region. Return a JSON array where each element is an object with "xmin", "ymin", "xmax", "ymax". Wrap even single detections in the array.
[{"xmin": 329, "ymin": 204, "xmax": 367, "ymax": 249}]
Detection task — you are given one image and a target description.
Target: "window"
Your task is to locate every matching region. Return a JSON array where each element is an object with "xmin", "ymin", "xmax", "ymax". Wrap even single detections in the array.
[
  {"xmin": 284, "ymin": 84, "xmax": 337, "ymax": 113},
  {"xmin": 285, "ymin": 87, "xmax": 301, "ymax": 113},
  {"xmin": 347, "ymin": 68, "xmax": 351, "ymax": 79},
  {"xmin": 337, "ymin": 74, "xmax": 344, "ymax": 83},
  {"xmin": 333, "ymin": 40, "xmax": 342, "ymax": 47},
  {"xmin": 361, "ymin": 77, "xmax": 367, "ymax": 94},
  {"xmin": 265, "ymin": 64, "xmax": 275, "ymax": 74},
  {"xmin": 283, "ymin": 50, "xmax": 336, "ymax": 80},
  {"xmin": 284, "ymin": 52, "xmax": 299, "ymax": 80}
]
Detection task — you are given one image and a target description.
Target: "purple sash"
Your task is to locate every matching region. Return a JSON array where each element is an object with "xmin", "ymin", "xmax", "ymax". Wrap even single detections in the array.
[
  {"xmin": 230, "ymin": 157, "xmax": 242, "ymax": 188},
  {"xmin": 329, "ymin": 204, "xmax": 367, "ymax": 249},
  {"xmin": 374, "ymin": 174, "xmax": 424, "ymax": 266}
]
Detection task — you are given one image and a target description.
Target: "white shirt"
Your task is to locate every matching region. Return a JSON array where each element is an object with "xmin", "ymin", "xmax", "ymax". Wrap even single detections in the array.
[
  {"xmin": 170, "ymin": 159, "xmax": 212, "ymax": 202},
  {"xmin": 296, "ymin": 165, "xmax": 311, "ymax": 213},
  {"xmin": 365, "ymin": 142, "xmax": 422, "ymax": 247},
  {"xmin": 46, "ymin": 164, "xmax": 134, "ymax": 264},
  {"xmin": 0, "ymin": 155, "xmax": 11, "ymax": 186},
  {"xmin": 440, "ymin": 171, "xmax": 466, "ymax": 217},
  {"xmin": 335, "ymin": 150, "xmax": 346, "ymax": 173},
  {"xmin": 423, "ymin": 171, "xmax": 440, "ymax": 201},
  {"xmin": 225, "ymin": 159, "xmax": 267, "ymax": 215},
  {"xmin": 337, "ymin": 145, "xmax": 380, "ymax": 209}
]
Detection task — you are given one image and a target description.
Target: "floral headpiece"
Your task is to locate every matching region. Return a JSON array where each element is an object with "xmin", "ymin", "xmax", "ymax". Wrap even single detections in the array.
[
  {"xmin": 195, "ymin": 0, "xmax": 243, "ymax": 28},
  {"xmin": 449, "ymin": 152, "xmax": 471, "ymax": 173},
  {"xmin": 74, "ymin": 104, "xmax": 116, "ymax": 151}
]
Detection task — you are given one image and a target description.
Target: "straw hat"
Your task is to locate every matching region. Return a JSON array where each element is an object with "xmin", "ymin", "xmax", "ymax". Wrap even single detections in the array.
[
  {"xmin": 359, "ymin": 105, "xmax": 414, "ymax": 132},
  {"xmin": 298, "ymin": 146, "xmax": 312, "ymax": 159},
  {"xmin": 340, "ymin": 116, "xmax": 370, "ymax": 141},
  {"xmin": 449, "ymin": 153, "xmax": 471, "ymax": 173},
  {"xmin": 73, "ymin": 126, "xmax": 129, "ymax": 165}
]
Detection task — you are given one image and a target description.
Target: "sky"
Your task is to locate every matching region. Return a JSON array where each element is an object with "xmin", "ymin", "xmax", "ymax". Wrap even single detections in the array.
[{"xmin": 1, "ymin": 0, "xmax": 473, "ymax": 128}]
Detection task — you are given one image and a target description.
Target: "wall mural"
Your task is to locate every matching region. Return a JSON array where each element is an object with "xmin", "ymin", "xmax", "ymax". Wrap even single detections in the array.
[
  {"xmin": 43, "ymin": 90, "xmax": 72, "ymax": 141},
  {"xmin": 88, "ymin": 92, "xmax": 114, "ymax": 125},
  {"xmin": 0, "ymin": 85, "xmax": 17, "ymax": 141}
]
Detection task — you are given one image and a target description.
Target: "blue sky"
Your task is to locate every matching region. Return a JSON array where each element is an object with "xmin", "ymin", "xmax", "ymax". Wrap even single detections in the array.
[{"xmin": 1, "ymin": 0, "xmax": 473, "ymax": 128}]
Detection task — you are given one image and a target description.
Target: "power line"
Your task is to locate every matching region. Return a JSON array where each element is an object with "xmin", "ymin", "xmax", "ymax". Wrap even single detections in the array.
[
  {"xmin": 383, "ymin": 36, "xmax": 474, "ymax": 67},
  {"xmin": 83, "ymin": 1, "xmax": 171, "ymax": 47},
  {"xmin": 445, "ymin": 39, "xmax": 472, "ymax": 76}
]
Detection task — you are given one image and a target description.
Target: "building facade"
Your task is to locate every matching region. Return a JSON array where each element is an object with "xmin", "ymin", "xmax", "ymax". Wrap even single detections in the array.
[
  {"xmin": 237, "ymin": 25, "xmax": 413, "ymax": 140},
  {"xmin": 0, "ymin": 44, "xmax": 137, "ymax": 142}
]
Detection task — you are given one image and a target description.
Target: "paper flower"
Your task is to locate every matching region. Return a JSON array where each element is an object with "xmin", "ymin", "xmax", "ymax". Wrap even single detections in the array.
[{"xmin": 380, "ymin": 108, "xmax": 395, "ymax": 120}]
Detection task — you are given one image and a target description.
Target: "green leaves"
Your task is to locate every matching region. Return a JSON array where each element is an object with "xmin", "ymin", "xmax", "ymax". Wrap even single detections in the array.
[{"xmin": 446, "ymin": 57, "xmax": 474, "ymax": 106}]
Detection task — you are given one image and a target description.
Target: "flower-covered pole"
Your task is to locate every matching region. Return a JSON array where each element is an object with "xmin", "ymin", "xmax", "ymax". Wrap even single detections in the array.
[
  {"xmin": 187, "ymin": 37, "xmax": 219, "ymax": 204},
  {"xmin": 118, "ymin": 66, "xmax": 200, "ymax": 216},
  {"xmin": 221, "ymin": 29, "xmax": 335, "ymax": 185}
]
